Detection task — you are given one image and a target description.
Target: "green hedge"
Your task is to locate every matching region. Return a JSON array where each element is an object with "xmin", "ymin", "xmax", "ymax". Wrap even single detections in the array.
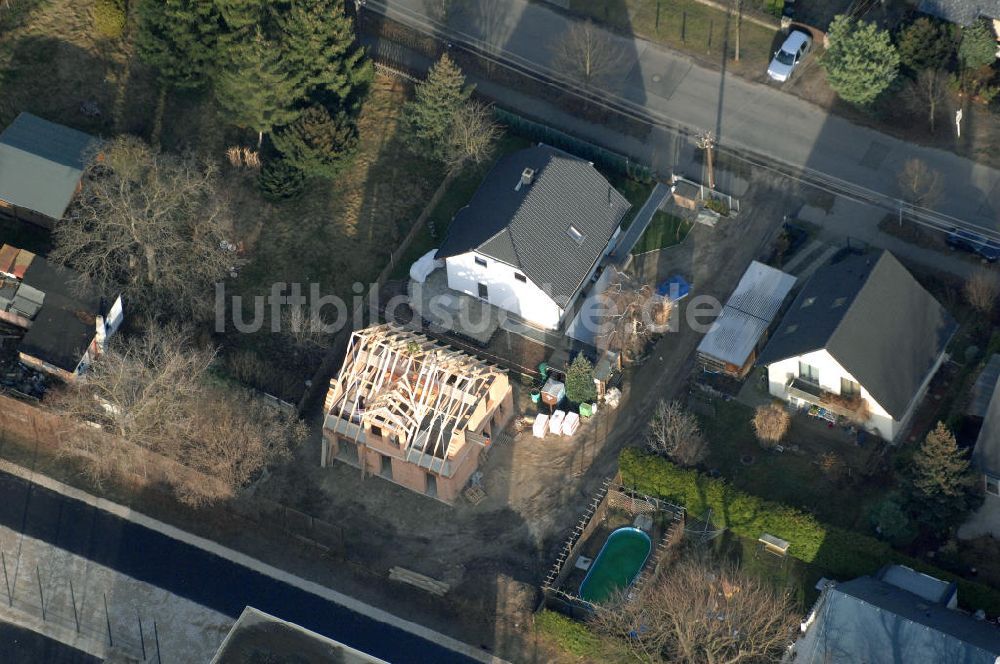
[
  {"xmin": 620, "ymin": 449, "xmax": 1000, "ymax": 614},
  {"xmin": 493, "ymin": 107, "xmax": 653, "ymax": 181}
]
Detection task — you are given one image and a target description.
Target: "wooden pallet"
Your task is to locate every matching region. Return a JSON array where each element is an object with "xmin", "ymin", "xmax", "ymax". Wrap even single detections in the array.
[{"xmin": 463, "ymin": 485, "xmax": 487, "ymax": 505}]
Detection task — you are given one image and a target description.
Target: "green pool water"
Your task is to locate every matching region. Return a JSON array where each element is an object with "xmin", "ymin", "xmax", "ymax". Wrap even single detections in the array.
[{"xmin": 579, "ymin": 527, "xmax": 652, "ymax": 604}]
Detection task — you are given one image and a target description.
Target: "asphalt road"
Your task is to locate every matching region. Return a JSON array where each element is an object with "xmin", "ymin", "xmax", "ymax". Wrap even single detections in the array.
[
  {"xmin": 0, "ymin": 622, "xmax": 99, "ymax": 664},
  {"xmin": 0, "ymin": 471, "xmax": 480, "ymax": 664},
  {"xmin": 368, "ymin": 0, "xmax": 1000, "ymax": 233}
]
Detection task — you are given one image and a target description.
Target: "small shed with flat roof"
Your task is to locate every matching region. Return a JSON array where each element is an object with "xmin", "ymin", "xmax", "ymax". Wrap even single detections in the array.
[
  {"xmin": 697, "ymin": 261, "xmax": 796, "ymax": 377},
  {"xmin": 0, "ymin": 112, "xmax": 96, "ymax": 228}
]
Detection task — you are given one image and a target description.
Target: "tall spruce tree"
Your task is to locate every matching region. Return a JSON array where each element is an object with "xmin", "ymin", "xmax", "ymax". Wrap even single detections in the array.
[
  {"xmin": 822, "ymin": 15, "xmax": 900, "ymax": 105},
  {"xmin": 136, "ymin": 0, "xmax": 221, "ymax": 89},
  {"xmin": 274, "ymin": 0, "xmax": 373, "ymax": 111},
  {"xmin": 959, "ymin": 19, "xmax": 998, "ymax": 70},
  {"xmin": 402, "ymin": 54, "xmax": 473, "ymax": 163},
  {"xmin": 271, "ymin": 105, "xmax": 358, "ymax": 179},
  {"xmin": 214, "ymin": 27, "xmax": 305, "ymax": 146},
  {"xmin": 909, "ymin": 422, "xmax": 981, "ymax": 532},
  {"xmin": 215, "ymin": 0, "xmax": 263, "ymax": 32}
]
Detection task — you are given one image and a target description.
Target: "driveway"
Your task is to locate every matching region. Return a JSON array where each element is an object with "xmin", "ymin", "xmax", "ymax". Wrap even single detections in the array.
[{"xmin": 366, "ymin": 0, "xmax": 1000, "ymax": 234}]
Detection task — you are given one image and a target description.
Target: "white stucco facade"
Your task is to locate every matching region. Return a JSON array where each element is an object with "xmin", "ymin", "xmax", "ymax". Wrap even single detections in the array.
[
  {"xmin": 766, "ymin": 349, "xmax": 904, "ymax": 441},
  {"xmin": 445, "ymin": 251, "xmax": 563, "ymax": 330}
]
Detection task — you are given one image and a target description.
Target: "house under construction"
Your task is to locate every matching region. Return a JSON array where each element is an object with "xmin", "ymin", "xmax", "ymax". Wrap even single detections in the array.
[{"xmin": 321, "ymin": 324, "xmax": 513, "ymax": 504}]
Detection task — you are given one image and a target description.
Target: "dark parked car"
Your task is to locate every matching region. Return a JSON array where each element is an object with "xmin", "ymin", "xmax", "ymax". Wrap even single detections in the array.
[{"xmin": 946, "ymin": 228, "xmax": 1000, "ymax": 263}]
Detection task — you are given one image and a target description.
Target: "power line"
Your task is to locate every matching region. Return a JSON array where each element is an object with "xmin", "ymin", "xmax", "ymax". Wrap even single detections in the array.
[{"xmin": 362, "ymin": 0, "xmax": 1000, "ymax": 242}]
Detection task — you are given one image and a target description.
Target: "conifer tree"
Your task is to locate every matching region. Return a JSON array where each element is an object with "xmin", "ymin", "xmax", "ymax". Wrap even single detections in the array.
[
  {"xmin": 214, "ymin": 27, "xmax": 305, "ymax": 146},
  {"xmin": 136, "ymin": 0, "xmax": 221, "ymax": 89},
  {"xmin": 274, "ymin": 0, "xmax": 373, "ymax": 111},
  {"xmin": 959, "ymin": 19, "xmax": 998, "ymax": 70},
  {"xmin": 271, "ymin": 105, "xmax": 358, "ymax": 179},
  {"xmin": 565, "ymin": 354, "xmax": 597, "ymax": 405},
  {"xmin": 909, "ymin": 422, "xmax": 981, "ymax": 531},
  {"xmin": 822, "ymin": 15, "xmax": 900, "ymax": 105},
  {"xmin": 402, "ymin": 54, "xmax": 473, "ymax": 163}
]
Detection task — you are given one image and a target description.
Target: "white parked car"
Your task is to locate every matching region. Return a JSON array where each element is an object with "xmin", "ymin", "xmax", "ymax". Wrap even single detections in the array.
[{"xmin": 767, "ymin": 31, "xmax": 811, "ymax": 82}]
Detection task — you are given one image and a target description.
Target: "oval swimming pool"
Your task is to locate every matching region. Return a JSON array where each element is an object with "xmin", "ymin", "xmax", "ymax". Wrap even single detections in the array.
[{"xmin": 578, "ymin": 526, "xmax": 652, "ymax": 604}]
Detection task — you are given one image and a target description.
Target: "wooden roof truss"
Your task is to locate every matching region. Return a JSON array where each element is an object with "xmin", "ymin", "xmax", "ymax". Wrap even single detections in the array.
[{"xmin": 332, "ymin": 325, "xmax": 499, "ymax": 461}]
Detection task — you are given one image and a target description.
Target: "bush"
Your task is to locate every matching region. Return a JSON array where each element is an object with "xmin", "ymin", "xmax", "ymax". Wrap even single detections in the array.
[
  {"xmin": 94, "ymin": 0, "xmax": 126, "ymax": 38},
  {"xmin": 752, "ymin": 403, "xmax": 790, "ymax": 448},
  {"xmin": 257, "ymin": 157, "xmax": 306, "ymax": 202},
  {"xmin": 619, "ymin": 448, "xmax": 1000, "ymax": 614}
]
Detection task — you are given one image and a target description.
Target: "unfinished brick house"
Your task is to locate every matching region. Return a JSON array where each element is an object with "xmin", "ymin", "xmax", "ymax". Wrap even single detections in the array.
[{"xmin": 321, "ymin": 324, "xmax": 513, "ymax": 503}]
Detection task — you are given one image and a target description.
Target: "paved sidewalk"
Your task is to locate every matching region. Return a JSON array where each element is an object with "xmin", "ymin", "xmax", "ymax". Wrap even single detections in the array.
[
  {"xmin": 612, "ymin": 181, "xmax": 672, "ymax": 261},
  {"xmin": 368, "ymin": 0, "xmax": 1000, "ymax": 233}
]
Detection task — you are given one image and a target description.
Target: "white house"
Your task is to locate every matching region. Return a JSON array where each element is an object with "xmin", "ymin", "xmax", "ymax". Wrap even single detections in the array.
[
  {"xmin": 435, "ymin": 145, "xmax": 631, "ymax": 331},
  {"xmin": 758, "ymin": 251, "xmax": 955, "ymax": 441}
]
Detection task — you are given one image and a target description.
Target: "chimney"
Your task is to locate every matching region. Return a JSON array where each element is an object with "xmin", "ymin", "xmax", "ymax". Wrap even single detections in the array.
[
  {"xmin": 95, "ymin": 314, "xmax": 106, "ymax": 350},
  {"xmin": 515, "ymin": 167, "xmax": 535, "ymax": 191}
]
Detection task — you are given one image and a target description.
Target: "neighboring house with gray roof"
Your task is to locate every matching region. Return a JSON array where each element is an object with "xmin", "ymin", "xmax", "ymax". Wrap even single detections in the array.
[
  {"xmin": 791, "ymin": 565, "xmax": 1000, "ymax": 664},
  {"xmin": 919, "ymin": 0, "xmax": 1000, "ymax": 26},
  {"xmin": 0, "ymin": 113, "xmax": 96, "ymax": 228},
  {"xmin": 972, "ymin": 365, "xmax": 1000, "ymax": 503},
  {"xmin": 758, "ymin": 251, "xmax": 956, "ymax": 441},
  {"xmin": 435, "ymin": 145, "xmax": 630, "ymax": 330}
]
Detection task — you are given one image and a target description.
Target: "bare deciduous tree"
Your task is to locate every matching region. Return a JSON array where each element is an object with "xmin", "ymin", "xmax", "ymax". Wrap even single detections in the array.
[
  {"xmin": 445, "ymin": 100, "xmax": 502, "ymax": 171},
  {"xmin": 897, "ymin": 158, "xmax": 943, "ymax": 209},
  {"xmin": 596, "ymin": 269, "xmax": 671, "ymax": 363},
  {"xmin": 552, "ymin": 19, "xmax": 626, "ymax": 90},
  {"xmin": 647, "ymin": 400, "xmax": 707, "ymax": 466},
  {"xmin": 753, "ymin": 403, "xmax": 790, "ymax": 448},
  {"xmin": 590, "ymin": 553, "xmax": 797, "ymax": 664},
  {"xmin": 965, "ymin": 268, "xmax": 1000, "ymax": 314},
  {"xmin": 53, "ymin": 136, "xmax": 238, "ymax": 321},
  {"xmin": 51, "ymin": 325, "xmax": 305, "ymax": 506},
  {"xmin": 903, "ymin": 69, "xmax": 951, "ymax": 133}
]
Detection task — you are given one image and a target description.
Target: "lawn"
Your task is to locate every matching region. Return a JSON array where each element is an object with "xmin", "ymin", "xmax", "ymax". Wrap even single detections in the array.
[
  {"xmin": 631, "ymin": 211, "xmax": 692, "ymax": 254},
  {"xmin": 696, "ymin": 397, "xmax": 892, "ymax": 532},
  {"xmin": 609, "ymin": 174, "xmax": 654, "ymax": 230},
  {"xmin": 569, "ymin": 0, "xmax": 781, "ymax": 77}
]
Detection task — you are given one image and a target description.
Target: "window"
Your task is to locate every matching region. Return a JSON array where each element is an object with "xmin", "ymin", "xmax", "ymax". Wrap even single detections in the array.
[
  {"xmin": 567, "ymin": 225, "xmax": 585, "ymax": 244},
  {"xmin": 370, "ymin": 425, "xmax": 383, "ymax": 438},
  {"xmin": 801, "ymin": 297, "xmax": 816, "ymax": 308},
  {"xmin": 514, "ymin": 272, "xmax": 527, "ymax": 283},
  {"xmin": 477, "ymin": 283, "xmax": 488, "ymax": 299},
  {"xmin": 798, "ymin": 361, "xmax": 819, "ymax": 384},
  {"xmin": 474, "ymin": 256, "xmax": 488, "ymax": 267},
  {"xmin": 840, "ymin": 378, "xmax": 860, "ymax": 397},
  {"xmin": 832, "ymin": 297, "xmax": 847, "ymax": 308},
  {"xmin": 987, "ymin": 475, "xmax": 1000, "ymax": 497}
]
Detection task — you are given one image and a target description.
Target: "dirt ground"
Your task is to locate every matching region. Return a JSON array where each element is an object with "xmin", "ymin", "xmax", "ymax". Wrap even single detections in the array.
[{"xmin": 252, "ymin": 171, "xmax": 792, "ymax": 661}]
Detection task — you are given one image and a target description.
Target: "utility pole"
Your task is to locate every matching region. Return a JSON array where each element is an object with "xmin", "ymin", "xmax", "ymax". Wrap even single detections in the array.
[
  {"xmin": 734, "ymin": 0, "xmax": 743, "ymax": 62},
  {"xmin": 697, "ymin": 130, "xmax": 717, "ymax": 191}
]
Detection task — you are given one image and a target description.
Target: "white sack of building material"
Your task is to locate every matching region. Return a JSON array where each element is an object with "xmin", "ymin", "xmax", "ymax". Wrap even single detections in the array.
[
  {"xmin": 532, "ymin": 413, "xmax": 549, "ymax": 438},
  {"xmin": 409, "ymin": 249, "xmax": 444, "ymax": 283}
]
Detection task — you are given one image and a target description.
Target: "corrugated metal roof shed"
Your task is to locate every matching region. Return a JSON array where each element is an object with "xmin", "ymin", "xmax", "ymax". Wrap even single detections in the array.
[
  {"xmin": 968, "ymin": 354, "xmax": 1000, "ymax": 418},
  {"xmin": 697, "ymin": 261, "xmax": 796, "ymax": 367},
  {"xmin": 0, "ymin": 112, "xmax": 95, "ymax": 220}
]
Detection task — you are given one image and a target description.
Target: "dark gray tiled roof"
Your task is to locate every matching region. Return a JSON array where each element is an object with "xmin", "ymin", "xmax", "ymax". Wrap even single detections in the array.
[
  {"xmin": 0, "ymin": 112, "xmax": 95, "ymax": 219},
  {"xmin": 919, "ymin": 0, "xmax": 1000, "ymax": 25},
  {"xmin": 436, "ymin": 145, "xmax": 630, "ymax": 305},
  {"xmin": 969, "ymin": 354, "xmax": 1000, "ymax": 418},
  {"xmin": 795, "ymin": 575, "xmax": 1000, "ymax": 664},
  {"xmin": 758, "ymin": 251, "xmax": 956, "ymax": 418}
]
